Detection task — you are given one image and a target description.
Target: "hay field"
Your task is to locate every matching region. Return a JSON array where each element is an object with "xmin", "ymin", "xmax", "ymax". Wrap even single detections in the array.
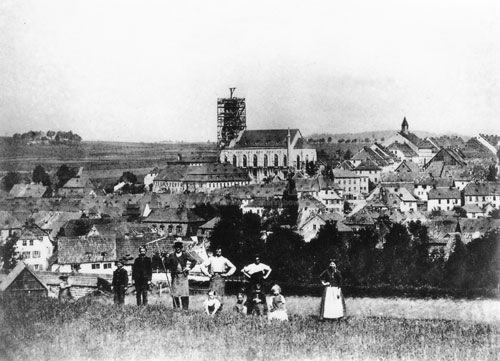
[{"xmin": 2, "ymin": 294, "xmax": 497, "ymax": 361}]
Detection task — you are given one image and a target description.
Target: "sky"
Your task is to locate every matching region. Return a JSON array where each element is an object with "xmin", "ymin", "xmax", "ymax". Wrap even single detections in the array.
[{"xmin": 0, "ymin": 0, "xmax": 499, "ymax": 142}]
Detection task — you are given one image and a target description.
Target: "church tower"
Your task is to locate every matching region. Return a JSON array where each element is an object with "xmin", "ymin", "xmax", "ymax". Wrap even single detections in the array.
[{"xmin": 401, "ymin": 117, "xmax": 409, "ymax": 135}]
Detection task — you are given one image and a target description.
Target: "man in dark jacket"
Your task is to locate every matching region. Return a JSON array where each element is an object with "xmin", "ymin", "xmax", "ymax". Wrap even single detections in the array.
[
  {"xmin": 164, "ymin": 241, "xmax": 197, "ymax": 309},
  {"xmin": 112, "ymin": 259, "xmax": 128, "ymax": 305},
  {"xmin": 132, "ymin": 246, "xmax": 152, "ymax": 306}
]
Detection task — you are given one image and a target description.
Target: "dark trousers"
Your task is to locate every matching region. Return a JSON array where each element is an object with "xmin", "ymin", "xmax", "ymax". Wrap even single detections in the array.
[
  {"xmin": 172, "ymin": 296, "xmax": 189, "ymax": 310},
  {"xmin": 114, "ymin": 288, "xmax": 126, "ymax": 305},
  {"xmin": 135, "ymin": 284, "xmax": 149, "ymax": 306}
]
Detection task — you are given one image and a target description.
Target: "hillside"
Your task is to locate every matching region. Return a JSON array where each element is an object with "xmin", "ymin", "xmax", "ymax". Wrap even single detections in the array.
[{"xmin": 0, "ymin": 138, "xmax": 218, "ymax": 176}]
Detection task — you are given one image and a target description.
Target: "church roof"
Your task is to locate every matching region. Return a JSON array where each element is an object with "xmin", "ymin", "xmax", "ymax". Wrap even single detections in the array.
[{"xmin": 232, "ymin": 129, "xmax": 301, "ymax": 148}]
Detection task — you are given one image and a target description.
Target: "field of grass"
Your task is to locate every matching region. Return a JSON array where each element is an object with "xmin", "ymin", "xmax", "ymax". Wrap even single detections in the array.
[
  {"xmin": 0, "ymin": 140, "xmax": 218, "ymax": 173},
  {"xmin": 1, "ymin": 294, "xmax": 498, "ymax": 361}
]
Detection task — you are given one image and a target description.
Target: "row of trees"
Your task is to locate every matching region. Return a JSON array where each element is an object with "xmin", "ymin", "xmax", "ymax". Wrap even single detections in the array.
[
  {"xmin": 208, "ymin": 206, "xmax": 499, "ymax": 294},
  {"xmin": 308, "ymin": 137, "xmax": 384, "ymax": 144},
  {"xmin": 11, "ymin": 130, "xmax": 82, "ymax": 145},
  {"xmin": 2, "ymin": 164, "xmax": 78, "ymax": 191}
]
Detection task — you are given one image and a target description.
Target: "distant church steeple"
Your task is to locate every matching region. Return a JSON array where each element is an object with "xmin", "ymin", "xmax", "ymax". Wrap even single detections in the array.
[{"xmin": 401, "ymin": 117, "xmax": 409, "ymax": 135}]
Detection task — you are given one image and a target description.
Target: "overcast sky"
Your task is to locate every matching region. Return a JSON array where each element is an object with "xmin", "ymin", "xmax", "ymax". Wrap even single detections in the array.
[{"xmin": 0, "ymin": 0, "xmax": 499, "ymax": 142}]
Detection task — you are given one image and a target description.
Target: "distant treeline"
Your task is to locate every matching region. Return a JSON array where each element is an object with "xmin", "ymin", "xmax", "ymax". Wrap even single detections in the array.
[{"xmin": 11, "ymin": 130, "xmax": 82, "ymax": 145}]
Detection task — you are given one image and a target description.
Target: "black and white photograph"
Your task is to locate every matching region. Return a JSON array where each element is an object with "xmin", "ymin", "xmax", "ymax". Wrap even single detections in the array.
[{"xmin": 0, "ymin": 0, "xmax": 499, "ymax": 360}]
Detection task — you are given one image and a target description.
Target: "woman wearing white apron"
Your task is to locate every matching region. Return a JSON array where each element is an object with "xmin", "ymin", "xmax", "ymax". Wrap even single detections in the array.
[{"xmin": 319, "ymin": 261, "xmax": 346, "ymax": 320}]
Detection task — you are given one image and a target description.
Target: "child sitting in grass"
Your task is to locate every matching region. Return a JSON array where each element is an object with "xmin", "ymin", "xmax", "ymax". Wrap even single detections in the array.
[
  {"xmin": 204, "ymin": 290, "xmax": 222, "ymax": 316},
  {"xmin": 250, "ymin": 283, "xmax": 267, "ymax": 316},
  {"xmin": 268, "ymin": 284, "xmax": 288, "ymax": 321},
  {"xmin": 233, "ymin": 292, "xmax": 247, "ymax": 315}
]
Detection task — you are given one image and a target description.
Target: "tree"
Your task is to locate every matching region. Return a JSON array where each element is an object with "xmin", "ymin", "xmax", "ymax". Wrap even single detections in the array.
[
  {"xmin": 0, "ymin": 234, "xmax": 19, "ymax": 271},
  {"xmin": 2, "ymin": 171, "xmax": 22, "ymax": 191},
  {"xmin": 264, "ymin": 227, "xmax": 308, "ymax": 284},
  {"xmin": 209, "ymin": 206, "xmax": 263, "ymax": 269},
  {"xmin": 486, "ymin": 164, "xmax": 498, "ymax": 181},
  {"xmin": 56, "ymin": 164, "xmax": 77, "ymax": 188},
  {"xmin": 306, "ymin": 221, "xmax": 348, "ymax": 276},
  {"xmin": 282, "ymin": 175, "xmax": 299, "ymax": 227},
  {"xmin": 465, "ymin": 229, "xmax": 499, "ymax": 289},
  {"xmin": 453, "ymin": 206, "xmax": 467, "ymax": 218},
  {"xmin": 32, "ymin": 165, "xmax": 51, "ymax": 187},
  {"xmin": 381, "ymin": 223, "xmax": 413, "ymax": 285},
  {"xmin": 343, "ymin": 200, "xmax": 352, "ymax": 214},
  {"xmin": 443, "ymin": 235, "xmax": 468, "ymax": 289},
  {"xmin": 120, "ymin": 171, "xmax": 137, "ymax": 184},
  {"xmin": 305, "ymin": 161, "xmax": 317, "ymax": 177},
  {"xmin": 344, "ymin": 149, "xmax": 353, "ymax": 160},
  {"xmin": 430, "ymin": 208, "xmax": 442, "ymax": 218},
  {"xmin": 327, "ymin": 137, "xmax": 332, "ymax": 143},
  {"xmin": 489, "ymin": 208, "xmax": 500, "ymax": 219},
  {"xmin": 348, "ymin": 228, "xmax": 380, "ymax": 286}
]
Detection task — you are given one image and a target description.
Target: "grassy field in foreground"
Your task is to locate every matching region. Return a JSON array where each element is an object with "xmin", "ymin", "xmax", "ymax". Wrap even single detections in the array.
[{"xmin": 1, "ymin": 296, "xmax": 499, "ymax": 361}]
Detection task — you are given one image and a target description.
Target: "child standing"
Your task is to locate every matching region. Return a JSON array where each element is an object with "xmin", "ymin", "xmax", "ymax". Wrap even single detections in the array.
[
  {"xmin": 204, "ymin": 290, "xmax": 222, "ymax": 316},
  {"xmin": 268, "ymin": 284, "xmax": 288, "ymax": 321}
]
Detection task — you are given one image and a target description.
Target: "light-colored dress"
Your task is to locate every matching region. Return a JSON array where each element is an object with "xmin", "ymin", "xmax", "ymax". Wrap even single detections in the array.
[
  {"xmin": 319, "ymin": 269, "xmax": 345, "ymax": 320},
  {"xmin": 268, "ymin": 294, "xmax": 288, "ymax": 321}
]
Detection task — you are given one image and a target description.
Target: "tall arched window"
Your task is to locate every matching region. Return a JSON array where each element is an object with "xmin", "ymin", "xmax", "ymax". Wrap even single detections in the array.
[
  {"xmin": 243, "ymin": 155, "xmax": 247, "ymax": 168},
  {"xmin": 232, "ymin": 155, "xmax": 237, "ymax": 166},
  {"xmin": 253, "ymin": 154, "xmax": 258, "ymax": 167},
  {"xmin": 296, "ymin": 155, "xmax": 301, "ymax": 169},
  {"xmin": 224, "ymin": 156, "xmax": 228, "ymax": 163},
  {"xmin": 263, "ymin": 154, "xmax": 268, "ymax": 167},
  {"xmin": 274, "ymin": 154, "xmax": 279, "ymax": 167},
  {"xmin": 283, "ymin": 155, "xmax": 287, "ymax": 167},
  {"xmin": 176, "ymin": 225, "xmax": 182, "ymax": 235}
]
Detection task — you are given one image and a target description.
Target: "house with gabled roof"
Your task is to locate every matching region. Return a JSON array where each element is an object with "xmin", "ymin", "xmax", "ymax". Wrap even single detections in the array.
[
  {"xmin": 344, "ymin": 207, "xmax": 376, "ymax": 231},
  {"xmin": 142, "ymin": 208, "xmax": 205, "ymax": 237},
  {"xmin": 395, "ymin": 160, "xmax": 421, "ymax": 174},
  {"xmin": 427, "ymin": 187, "xmax": 462, "ymax": 212},
  {"xmin": 31, "ymin": 210, "xmax": 83, "ymax": 239},
  {"xmin": 8, "ymin": 183, "xmax": 48, "ymax": 199},
  {"xmin": 54, "ymin": 235, "xmax": 117, "ymax": 274},
  {"xmin": 298, "ymin": 212, "xmax": 345, "ymax": 242},
  {"xmin": 462, "ymin": 204, "xmax": 486, "ymax": 219},
  {"xmin": 0, "ymin": 262, "xmax": 49, "ymax": 297},
  {"xmin": 59, "ymin": 169, "xmax": 95, "ymax": 197},
  {"xmin": 15, "ymin": 224, "xmax": 54, "ymax": 271},
  {"xmin": 153, "ymin": 163, "xmax": 250, "ymax": 194},
  {"xmin": 331, "ymin": 169, "xmax": 369, "ymax": 199},
  {"xmin": 354, "ymin": 160, "xmax": 382, "ymax": 184},
  {"xmin": 463, "ymin": 182, "xmax": 500, "ymax": 209},
  {"xmin": 413, "ymin": 176, "xmax": 454, "ymax": 201},
  {"xmin": 351, "ymin": 144, "xmax": 397, "ymax": 172},
  {"xmin": 197, "ymin": 217, "xmax": 220, "ymax": 239}
]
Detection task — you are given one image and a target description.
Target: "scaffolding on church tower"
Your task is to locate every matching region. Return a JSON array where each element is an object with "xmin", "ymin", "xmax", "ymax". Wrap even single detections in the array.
[{"xmin": 217, "ymin": 88, "xmax": 246, "ymax": 148}]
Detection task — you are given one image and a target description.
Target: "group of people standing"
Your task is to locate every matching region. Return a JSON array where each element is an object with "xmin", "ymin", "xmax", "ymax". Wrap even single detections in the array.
[{"xmin": 109, "ymin": 243, "xmax": 345, "ymax": 321}]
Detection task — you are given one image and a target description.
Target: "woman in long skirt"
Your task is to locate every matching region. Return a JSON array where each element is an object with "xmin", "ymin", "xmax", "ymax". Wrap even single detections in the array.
[{"xmin": 319, "ymin": 260, "xmax": 346, "ymax": 320}]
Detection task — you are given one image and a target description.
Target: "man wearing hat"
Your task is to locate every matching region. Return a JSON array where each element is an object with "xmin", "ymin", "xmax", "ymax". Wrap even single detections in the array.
[
  {"xmin": 164, "ymin": 241, "xmax": 197, "ymax": 309},
  {"xmin": 112, "ymin": 259, "xmax": 129, "ymax": 305},
  {"xmin": 132, "ymin": 246, "xmax": 152, "ymax": 306}
]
